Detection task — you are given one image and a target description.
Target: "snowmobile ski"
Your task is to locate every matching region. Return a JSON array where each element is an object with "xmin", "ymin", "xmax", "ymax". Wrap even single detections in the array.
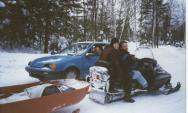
[{"xmin": 164, "ymin": 82, "xmax": 181, "ymax": 95}]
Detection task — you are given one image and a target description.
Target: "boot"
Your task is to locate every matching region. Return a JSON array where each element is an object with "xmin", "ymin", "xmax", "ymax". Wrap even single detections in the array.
[
  {"xmin": 124, "ymin": 96, "xmax": 135, "ymax": 103},
  {"xmin": 108, "ymin": 85, "xmax": 118, "ymax": 93},
  {"xmin": 109, "ymin": 88, "xmax": 118, "ymax": 93},
  {"xmin": 123, "ymin": 93, "xmax": 135, "ymax": 103}
]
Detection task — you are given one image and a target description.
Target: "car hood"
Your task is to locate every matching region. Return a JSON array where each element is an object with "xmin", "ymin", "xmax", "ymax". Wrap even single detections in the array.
[{"xmin": 30, "ymin": 55, "xmax": 72, "ymax": 68}]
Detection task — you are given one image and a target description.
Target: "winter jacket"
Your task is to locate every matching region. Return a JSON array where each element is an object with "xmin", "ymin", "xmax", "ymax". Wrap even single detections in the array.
[
  {"xmin": 119, "ymin": 50, "xmax": 138, "ymax": 72},
  {"xmin": 119, "ymin": 50, "xmax": 134, "ymax": 93},
  {"xmin": 99, "ymin": 46, "xmax": 122, "ymax": 80}
]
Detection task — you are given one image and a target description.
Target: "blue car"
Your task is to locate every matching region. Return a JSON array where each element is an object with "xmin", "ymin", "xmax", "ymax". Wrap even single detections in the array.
[{"xmin": 25, "ymin": 42, "xmax": 108, "ymax": 80}]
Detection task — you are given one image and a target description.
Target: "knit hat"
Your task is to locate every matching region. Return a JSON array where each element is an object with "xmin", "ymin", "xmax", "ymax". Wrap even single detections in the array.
[{"xmin": 110, "ymin": 38, "xmax": 119, "ymax": 46}]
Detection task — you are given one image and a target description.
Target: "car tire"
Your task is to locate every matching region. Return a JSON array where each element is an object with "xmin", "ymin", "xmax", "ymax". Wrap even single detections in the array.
[{"xmin": 64, "ymin": 68, "xmax": 80, "ymax": 79}]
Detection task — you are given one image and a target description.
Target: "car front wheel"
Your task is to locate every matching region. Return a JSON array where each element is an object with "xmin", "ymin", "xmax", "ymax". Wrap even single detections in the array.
[{"xmin": 64, "ymin": 68, "xmax": 80, "ymax": 79}]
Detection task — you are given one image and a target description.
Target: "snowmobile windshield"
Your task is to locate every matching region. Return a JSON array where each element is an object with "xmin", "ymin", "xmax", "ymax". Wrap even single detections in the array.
[
  {"xmin": 134, "ymin": 47, "xmax": 154, "ymax": 59},
  {"xmin": 59, "ymin": 43, "xmax": 92, "ymax": 56}
]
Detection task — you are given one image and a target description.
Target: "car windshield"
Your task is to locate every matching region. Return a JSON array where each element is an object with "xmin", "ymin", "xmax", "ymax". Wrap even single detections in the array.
[
  {"xmin": 134, "ymin": 47, "xmax": 154, "ymax": 59},
  {"xmin": 59, "ymin": 43, "xmax": 92, "ymax": 55}
]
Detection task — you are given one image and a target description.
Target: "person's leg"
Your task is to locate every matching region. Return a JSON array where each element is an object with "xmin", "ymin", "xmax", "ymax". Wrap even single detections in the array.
[
  {"xmin": 131, "ymin": 70, "xmax": 148, "ymax": 89},
  {"xmin": 109, "ymin": 77, "xmax": 115, "ymax": 90},
  {"xmin": 108, "ymin": 67, "xmax": 117, "ymax": 92},
  {"xmin": 123, "ymin": 72, "xmax": 132, "ymax": 93},
  {"xmin": 123, "ymin": 73, "xmax": 135, "ymax": 103}
]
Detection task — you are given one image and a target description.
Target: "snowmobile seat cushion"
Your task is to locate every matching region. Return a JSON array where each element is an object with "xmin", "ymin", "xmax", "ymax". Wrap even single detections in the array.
[
  {"xmin": 140, "ymin": 58, "xmax": 157, "ymax": 67},
  {"xmin": 95, "ymin": 60, "xmax": 112, "ymax": 71}
]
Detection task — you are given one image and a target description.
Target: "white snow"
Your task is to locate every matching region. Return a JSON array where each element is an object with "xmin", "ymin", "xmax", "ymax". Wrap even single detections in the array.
[
  {"xmin": 0, "ymin": 43, "xmax": 185, "ymax": 113},
  {"xmin": 0, "ymin": 1, "xmax": 5, "ymax": 8},
  {"xmin": 58, "ymin": 79, "xmax": 89, "ymax": 89},
  {"xmin": 0, "ymin": 92, "xmax": 30, "ymax": 104},
  {"xmin": 0, "ymin": 53, "xmax": 49, "ymax": 86}
]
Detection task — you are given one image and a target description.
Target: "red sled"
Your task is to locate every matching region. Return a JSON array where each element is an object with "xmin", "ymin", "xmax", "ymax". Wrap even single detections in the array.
[{"xmin": 0, "ymin": 79, "xmax": 89, "ymax": 113}]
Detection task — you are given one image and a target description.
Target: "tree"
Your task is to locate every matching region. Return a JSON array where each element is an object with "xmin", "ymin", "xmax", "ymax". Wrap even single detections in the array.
[
  {"xmin": 0, "ymin": 0, "xmax": 26, "ymax": 48},
  {"xmin": 25, "ymin": 0, "xmax": 82, "ymax": 53},
  {"xmin": 139, "ymin": 0, "xmax": 169, "ymax": 47}
]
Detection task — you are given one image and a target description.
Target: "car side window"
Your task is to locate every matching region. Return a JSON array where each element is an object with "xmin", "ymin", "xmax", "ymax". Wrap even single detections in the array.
[{"xmin": 89, "ymin": 44, "xmax": 104, "ymax": 56}]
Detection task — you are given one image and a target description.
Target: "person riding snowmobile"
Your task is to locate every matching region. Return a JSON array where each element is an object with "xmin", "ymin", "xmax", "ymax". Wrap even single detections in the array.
[
  {"xmin": 119, "ymin": 41, "xmax": 149, "ymax": 102},
  {"xmin": 119, "ymin": 41, "xmax": 135, "ymax": 103},
  {"xmin": 88, "ymin": 41, "xmax": 181, "ymax": 104},
  {"xmin": 96, "ymin": 38, "xmax": 122, "ymax": 93}
]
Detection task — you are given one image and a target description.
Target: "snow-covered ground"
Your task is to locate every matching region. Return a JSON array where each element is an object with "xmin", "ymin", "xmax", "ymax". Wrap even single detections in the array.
[{"xmin": 0, "ymin": 43, "xmax": 185, "ymax": 113}]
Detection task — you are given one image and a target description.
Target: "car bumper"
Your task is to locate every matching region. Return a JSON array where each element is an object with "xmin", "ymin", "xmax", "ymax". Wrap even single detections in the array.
[{"xmin": 25, "ymin": 66, "xmax": 64, "ymax": 80}]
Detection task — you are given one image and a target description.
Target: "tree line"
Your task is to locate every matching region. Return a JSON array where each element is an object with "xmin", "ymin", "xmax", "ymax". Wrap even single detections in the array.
[{"xmin": 0, "ymin": 0, "xmax": 185, "ymax": 53}]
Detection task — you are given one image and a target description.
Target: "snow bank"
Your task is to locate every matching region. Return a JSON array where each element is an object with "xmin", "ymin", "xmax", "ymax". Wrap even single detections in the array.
[
  {"xmin": 0, "ymin": 92, "xmax": 30, "ymax": 104},
  {"xmin": 0, "ymin": 53, "xmax": 49, "ymax": 86}
]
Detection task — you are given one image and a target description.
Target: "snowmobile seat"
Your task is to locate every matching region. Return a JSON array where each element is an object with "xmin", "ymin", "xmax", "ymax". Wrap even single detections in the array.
[{"xmin": 95, "ymin": 60, "xmax": 112, "ymax": 72}]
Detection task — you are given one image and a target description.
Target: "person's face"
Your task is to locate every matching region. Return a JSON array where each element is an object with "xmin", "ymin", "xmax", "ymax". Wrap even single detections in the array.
[
  {"xmin": 95, "ymin": 47, "xmax": 102, "ymax": 54},
  {"xmin": 113, "ymin": 42, "xmax": 119, "ymax": 50},
  {"xmin": 122, "ymin": 42, "xmax": 128, "ymax": 51}
]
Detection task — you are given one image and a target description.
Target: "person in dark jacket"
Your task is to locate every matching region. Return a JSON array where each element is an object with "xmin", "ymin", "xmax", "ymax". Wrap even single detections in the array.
[
  {"xmin": 119, "ymin": 40, "xmax": 148, "ymax": 89},
  {"xmin": 97, "ymin": 38, "xmax": 122, "ymax": 93},
  {"xmin": 119, "ymin": 41, "xmax": 135, "ymax": 103}
]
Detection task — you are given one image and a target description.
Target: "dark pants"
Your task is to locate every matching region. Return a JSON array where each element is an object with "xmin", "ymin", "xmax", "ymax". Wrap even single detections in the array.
[
  {"xmin": 122, "ymin": 71, "xmax": 132, "ymax": 97},
  {"xmin": 109, "ymin": 66, "xmax": 118, "ymax": 90}
]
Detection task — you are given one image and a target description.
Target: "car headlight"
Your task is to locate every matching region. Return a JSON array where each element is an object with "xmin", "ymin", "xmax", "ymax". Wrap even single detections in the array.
[{"xmin": 44, "ymin": 64, "xmax": 57, "ymax": 69}]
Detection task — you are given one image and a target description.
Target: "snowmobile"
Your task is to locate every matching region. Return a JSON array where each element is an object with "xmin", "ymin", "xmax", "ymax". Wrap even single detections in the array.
[
  {"xmin": 0, "ymin": 79, "xmax": 89, "ymax": 113},
  {"xmin": 86, "ymin": 47, "xmax": 181, "ymax": 104}
]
